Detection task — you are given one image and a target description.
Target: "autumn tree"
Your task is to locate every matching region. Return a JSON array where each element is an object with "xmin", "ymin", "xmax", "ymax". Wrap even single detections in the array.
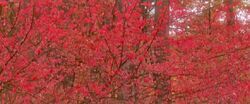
[{"xmin": 0, "ymin": 0, "xmax": 249, "ymax": 103}]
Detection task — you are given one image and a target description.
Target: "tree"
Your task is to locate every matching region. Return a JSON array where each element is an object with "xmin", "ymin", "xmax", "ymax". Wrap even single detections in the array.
[{"xmin": 0, "ymin": 0, "xmax": 249, "ymax": 103}]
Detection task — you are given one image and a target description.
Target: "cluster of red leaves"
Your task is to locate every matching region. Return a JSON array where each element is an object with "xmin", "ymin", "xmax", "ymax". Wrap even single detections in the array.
[{"xmin": 0, "ymin": 0, "xmax": 249, "ymax": 103}]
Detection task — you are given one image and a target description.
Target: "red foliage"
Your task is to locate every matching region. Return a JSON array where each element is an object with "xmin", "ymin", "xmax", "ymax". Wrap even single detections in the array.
[{"xmin": 0, "ymin": 0, "xmax": 249, "ymax": 103}]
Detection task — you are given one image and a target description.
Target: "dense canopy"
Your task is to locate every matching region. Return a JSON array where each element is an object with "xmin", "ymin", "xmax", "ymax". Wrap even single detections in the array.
[{"xmin": 0, "ymin": 0, "xmax": 249, "ymax": 103}]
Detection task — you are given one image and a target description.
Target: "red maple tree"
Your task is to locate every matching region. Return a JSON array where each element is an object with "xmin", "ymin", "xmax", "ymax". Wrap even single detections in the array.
[{"xmin": 0, "ymin": 0, "xmax": 249, "ymax": 103}]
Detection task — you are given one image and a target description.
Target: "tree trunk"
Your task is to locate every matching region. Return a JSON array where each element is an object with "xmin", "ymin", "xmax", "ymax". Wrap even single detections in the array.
[
  {"xmin": 225, "ymin": 0, "xmax": 235, "ymax": 37},
  {"xmin": 208, "ymin": 0, "xmax": 212, "ymax": 35},
  {"xmin": 154, "ymin": 0, "xmax": 169, "ymax": 36}
]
